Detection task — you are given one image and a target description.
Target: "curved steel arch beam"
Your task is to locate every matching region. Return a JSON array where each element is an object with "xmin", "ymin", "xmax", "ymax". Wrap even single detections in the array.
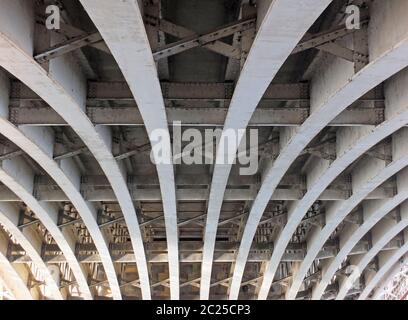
[
  {"xmin": 285, "ymin": 126, "xmax": 408, "ymax": 299},
  {"xmin": 336, "ymin": 202, "xmax": 408, "ymax": 299},
  {"xmin": 0, "ymin": 0, "xmax": 149, "ymax": 299},
  {"xmin": 233, "ymin": 0, "xmax": 408, "ymax": 300},
  {"xmin": 0, "ymin": 227, "xmax": 33, "ymax": 300},
  {"xmin": 0, "ymin": 276, "xmax": 15, "ymax": 300},
  {"xmin": 312, "ymin": 167, "xmax": 408, "ymax": 300},
  {"xmin": 0, "ymin": 259, "xmax": 32, "ymax": 300},
  {"xmin": 78, "ymin": 0, "xmax": 177, "ymax": 299},
  {"xmin": 287, "ymin": 63, "xmax": 408, "ymax": 299},
  {"xmin": 0, "ymin": 70, "xmax": 107, "ymax": 300},
  {"xmin": 370, "ymin": 255, "xmax": 407, "ymax": 300},
  {"xmin": 0, "ymin": 126, "xmax": 103, "ymax": 301},
  {"xmin": 186, "ymin": 0, "xmax": 333, "ymax": 300},
  {"xmin": 0, "ymin": 202, "xmax": 63, "ymax": 300},
  {"xmin": 0, "ymin": 156, "xmax": 93, "ymax": 299},
  {"xmin": 358, "ymin": 229, "xmax": 408, "ymax": 300}
]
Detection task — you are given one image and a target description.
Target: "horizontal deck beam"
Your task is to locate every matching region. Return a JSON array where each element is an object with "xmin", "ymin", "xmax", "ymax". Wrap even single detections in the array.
[{"xmin": 9, "ymin": 105, "xmax": 384, "ymax": 127}]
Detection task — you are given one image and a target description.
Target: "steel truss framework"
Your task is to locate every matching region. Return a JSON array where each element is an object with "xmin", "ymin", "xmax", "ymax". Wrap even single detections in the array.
[{"xmin": 0, "ymin": 0, "xmax": 406, "ymax": 300}]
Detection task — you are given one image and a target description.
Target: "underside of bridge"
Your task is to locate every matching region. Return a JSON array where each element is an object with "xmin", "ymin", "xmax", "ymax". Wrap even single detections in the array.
[{"xmin": 0, "ymin": 0, "xmax": 407, "ymax": 301}]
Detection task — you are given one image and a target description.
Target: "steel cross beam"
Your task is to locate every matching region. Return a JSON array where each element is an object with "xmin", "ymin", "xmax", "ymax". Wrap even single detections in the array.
[
  {"xmin": 0, "ymin": 150, "xmax": 24, "ymax": 161},
  {"xmin": 209, "ymin": 275, "xmax": 291, "ymax": 291},
  {"xmin": 146, "ymin": 16, "xmax": 242, "ymax": 59},
  {"xmin": 9, "ymin": 105, "xmax": 385, "ymax": 127},
  {"xmin": 17, "ymin": 212, "xmax": 40, "ymax": 230},
  {"xmin": 97, "ymin": 216, "xmax": 125, "ymax": 229},
  {"xmin": 317, "ymin": 42, "xmax": 368, "ymax": 65},
  {"xmin": 59, "ymin": 280, "xmax": 77, "ymax": 290},
  {"xmin": 53, "ymin": 146, "xmax": 88, "ymax": 161},
  {"xmin": 136, "ymin": 212, "xmax": 285, "ymax": 229},
  {"xmin": 0, "ymin": 202, "xmax": 63, "ymax": 300},
  {"xmin": 57, "ymin": 211, "xmax": 83, "ymax": 229},
  {"xmin": 34, "ymin": 32, "xmax": 103, "ymax": 63},
  {"xmin": 11, "ymin": 81, "xmax": 308, "ymax": 102},
  {"xmin": 34, "ymin": 12, "xmax": 249, "ymax": 64},
  {"xmin": 24, "ymin": 180, "xmax": 393, "ymax": 202},
  {"xmin": 152, "ymin": 18, "xmax": 256, "ymax": 61},
  {"xmin": 35, "ymin": 14, "xmax": 110, "ymax": 53},
  {"xmin": 211, "ymin": 276, "xmax": 256, "ymax": 289},
  {"xmin": 292, "ymin": 20, "xmax": 369, "ymax": 55},
  {"xmin": 122, "ymin": 277, "xmax": 201, "ymax": 290},
  {"xmin": 31, "ymin": 237, "xmax": 390, "ymax": 266},
  {"xmin": 180, "ymin": 278, "xmax": 201, "ymax": 289},
  {"xmin": 120, "ymin": 279, "xmax": 140, "ymax": 289},
  {"xmin": 12, "ymin": 80, "xmax": 384, "ymax": 103},
  {"xmin": 200, "ymin": 0, "xmax": 333, "ymax": 300}
]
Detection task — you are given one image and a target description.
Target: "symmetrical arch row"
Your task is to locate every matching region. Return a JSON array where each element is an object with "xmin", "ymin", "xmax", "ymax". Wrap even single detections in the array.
[
  {"xmin": 353, "ymin": 223, "xmax": 408, "ymax": 300},
  {"xmin": 230, "ymin": 0, "xmax": 408, "ymax": 300},
  {"xmin": 0, "ymin": 227, "xmax": 34, "ymax": 300},
  {"xmin": 314, "ymin": 167, "xmax": 408, "ymax": 300},
  {"xmin": 0, "ymin": 202, "xmax": 63, "ymax": 300},
  {"xmin": 0, "ymin": 0, "xmax": 152, "ymax": 300},
  {"xmin": 0, "ymin": 0, "xmax": 407, "ymax": 300},
  {"xmin": 369, "ymin": 254, "xmax": 408, "ymax": 300}
]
